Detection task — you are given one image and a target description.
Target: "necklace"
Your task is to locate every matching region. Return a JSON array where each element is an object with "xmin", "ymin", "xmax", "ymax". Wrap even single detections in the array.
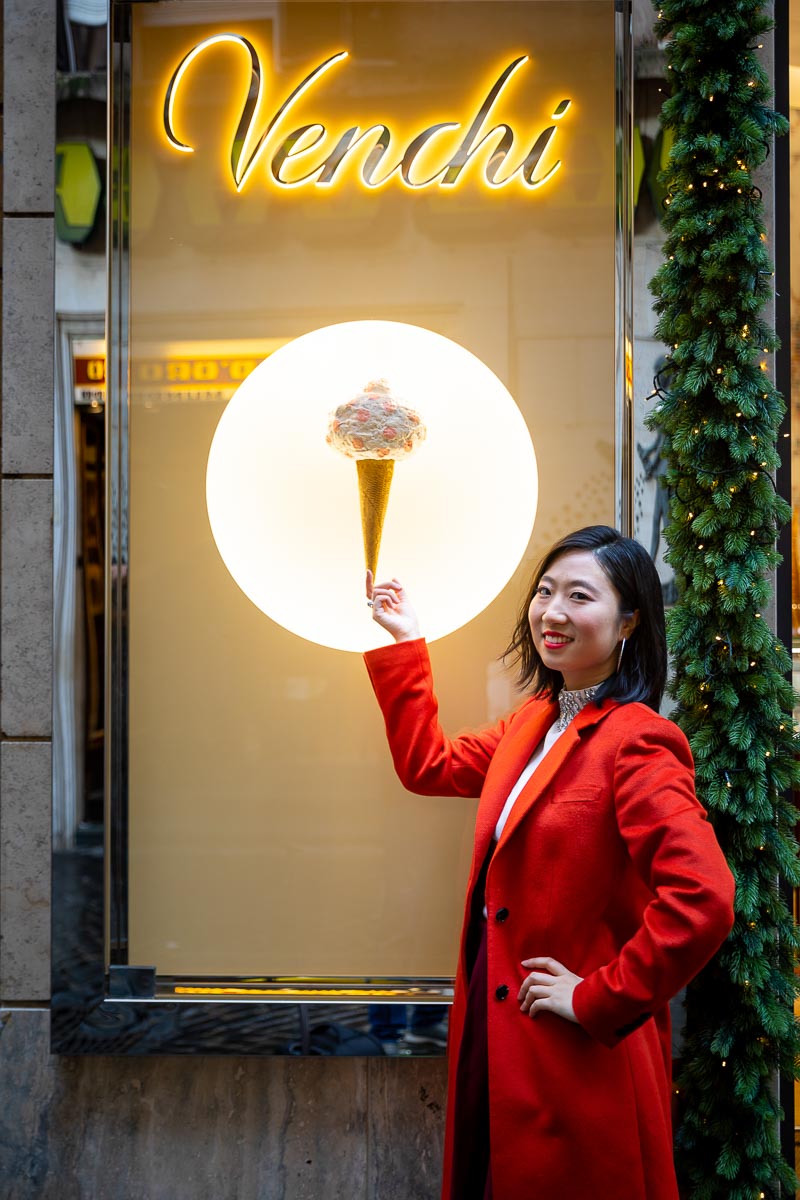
[{"xmin": 557, "ymin": 684, "xmax": 600, "ymax": 731}]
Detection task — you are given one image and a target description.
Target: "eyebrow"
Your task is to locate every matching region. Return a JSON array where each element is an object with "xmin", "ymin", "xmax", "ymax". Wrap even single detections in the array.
[{"xmin": 539, "ymin": 575, "xmax": 599, "ymax": 593}]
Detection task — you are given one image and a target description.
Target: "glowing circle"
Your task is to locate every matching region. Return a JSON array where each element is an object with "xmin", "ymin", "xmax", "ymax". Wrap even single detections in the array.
[{"xmin": 206, "ymin": 320, "xmax": 538, "ymax": 652}]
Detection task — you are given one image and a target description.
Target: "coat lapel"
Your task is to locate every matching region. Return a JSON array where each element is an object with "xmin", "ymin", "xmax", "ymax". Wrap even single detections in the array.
[
  {"xmin": 492, "ymin": 697, "xmax": 621, "ymax": 854},
  {"xmin": 471, "ymin": 700, "xmax": 557, "ymax": 864}
]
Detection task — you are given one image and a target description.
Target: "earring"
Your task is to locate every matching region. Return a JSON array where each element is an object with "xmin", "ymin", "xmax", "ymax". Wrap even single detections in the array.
[{"xmin": 616, "ymin": 637, "xmax": 626, "ymax": 673}]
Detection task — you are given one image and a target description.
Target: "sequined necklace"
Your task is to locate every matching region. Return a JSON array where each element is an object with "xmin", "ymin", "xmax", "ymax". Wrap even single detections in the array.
[{"xmin": 556, "ymin": 683, "xmax": 602, "ymax": 731}]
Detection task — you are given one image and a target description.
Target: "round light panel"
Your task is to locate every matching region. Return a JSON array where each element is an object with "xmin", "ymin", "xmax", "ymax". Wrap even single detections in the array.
[{"xmin": 206, "ymin": 320, "xmax": 538, "ymax": 652}]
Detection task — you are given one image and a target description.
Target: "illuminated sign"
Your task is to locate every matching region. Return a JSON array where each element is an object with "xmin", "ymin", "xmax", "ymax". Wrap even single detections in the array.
[{"xmin": 163, "ymin": 36, "xmax": 572, "ymax": 193}]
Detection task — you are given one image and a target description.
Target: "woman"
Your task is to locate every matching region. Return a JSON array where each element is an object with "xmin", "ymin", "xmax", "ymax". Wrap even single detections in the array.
[{"xmin": 364, "ymin": 525, "xmax": 734, "ymax": 1200}]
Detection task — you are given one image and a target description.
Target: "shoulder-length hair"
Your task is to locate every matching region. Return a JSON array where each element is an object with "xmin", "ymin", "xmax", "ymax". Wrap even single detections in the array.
[{"xmin": 503, "ymin": 525, "xmax": 666, "ymax": 711}]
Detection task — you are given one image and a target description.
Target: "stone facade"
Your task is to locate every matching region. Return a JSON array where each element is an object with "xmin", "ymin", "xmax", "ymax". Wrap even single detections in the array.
[{"xmin": 0, "ymin": 2, "xmax": 782, "ymax": 1197}]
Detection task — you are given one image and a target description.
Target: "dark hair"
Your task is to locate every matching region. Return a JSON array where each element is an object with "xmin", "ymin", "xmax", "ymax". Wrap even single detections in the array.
[{"xmin": 503, "ymin": 525, "xmax": 666, "ymax": 711}]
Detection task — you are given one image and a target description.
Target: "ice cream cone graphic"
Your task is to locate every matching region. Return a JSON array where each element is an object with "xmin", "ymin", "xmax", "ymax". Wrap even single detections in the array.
[
  {"xmin": 327, "ymin": 379, "xmax": 426, "ymax": 577},
  {"xmin": 356, "ymin": 457, "xmax": 395, "ymax": 576}
]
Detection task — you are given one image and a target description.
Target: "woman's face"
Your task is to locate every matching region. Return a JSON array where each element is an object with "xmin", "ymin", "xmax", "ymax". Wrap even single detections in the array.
[{"xmin": 528, "ymin": 549, "xmax": 639, "ymax": 691}]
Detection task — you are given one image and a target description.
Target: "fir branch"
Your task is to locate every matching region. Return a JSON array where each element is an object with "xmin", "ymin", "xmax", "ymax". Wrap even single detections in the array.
[{"xmin": 647, "ymin": 1, "xmax": 800, "ymax": 1196}]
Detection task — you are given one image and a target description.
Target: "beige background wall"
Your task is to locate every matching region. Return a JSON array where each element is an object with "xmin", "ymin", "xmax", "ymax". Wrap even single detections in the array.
[{"xmin": 125, "ymin": 0, "xmax": 617, "ymax": 980}]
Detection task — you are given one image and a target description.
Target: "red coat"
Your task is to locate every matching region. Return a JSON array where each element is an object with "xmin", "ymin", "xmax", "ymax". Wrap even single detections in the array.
[{"xmin": 365, "ymin": 639, "xmax": 735, "ymax": 1200}]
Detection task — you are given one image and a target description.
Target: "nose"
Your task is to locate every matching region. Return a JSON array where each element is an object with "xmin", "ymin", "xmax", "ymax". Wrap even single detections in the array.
[{"xmin": 542, "ymin": 596, "xmax": 567, "ymax": 624}]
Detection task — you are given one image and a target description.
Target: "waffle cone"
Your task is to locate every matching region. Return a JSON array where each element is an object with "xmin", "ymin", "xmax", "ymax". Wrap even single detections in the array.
[{"xmin": 356, "ymin": 458, "xmax": 395, "ymax": 576}]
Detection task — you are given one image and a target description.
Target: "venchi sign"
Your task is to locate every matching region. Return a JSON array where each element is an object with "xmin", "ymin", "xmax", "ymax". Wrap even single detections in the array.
[{"xmin": 163, "ymin": 35, "xmax": 572, "ymax": 193}]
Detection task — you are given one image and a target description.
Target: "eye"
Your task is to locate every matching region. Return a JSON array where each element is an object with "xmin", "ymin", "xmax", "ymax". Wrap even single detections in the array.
[
  {"xmin": 536, "ymin": 585, "xmax": 551, "ymax": 597},
  {"xmin": 571, "ymin": 590, "xmax": 591, "ymax": 601}
]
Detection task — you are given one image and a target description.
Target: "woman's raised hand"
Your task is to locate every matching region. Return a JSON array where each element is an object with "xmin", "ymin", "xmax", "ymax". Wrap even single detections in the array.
[{"xmin": 366, "ymin": 571, "xmax": 421, "ymax": 643}]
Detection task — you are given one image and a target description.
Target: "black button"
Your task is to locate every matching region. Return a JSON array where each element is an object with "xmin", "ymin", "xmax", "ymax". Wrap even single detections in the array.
[
  {"xmin": 495, "ymin": 984, "xmax": 509, "ymax": 1001},
  {"xmin": 495, "ymin": 907, "xmax": 509, "ymax": 923}
]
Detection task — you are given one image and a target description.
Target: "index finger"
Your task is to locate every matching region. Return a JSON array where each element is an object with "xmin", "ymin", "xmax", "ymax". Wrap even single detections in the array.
[
  {"xmin": 366, "ymin": 569, "xmax": 374, "ymax": 600},
  {"xmin": 520, "ymin": 957, "xmax": 567, "ymax": 974}
]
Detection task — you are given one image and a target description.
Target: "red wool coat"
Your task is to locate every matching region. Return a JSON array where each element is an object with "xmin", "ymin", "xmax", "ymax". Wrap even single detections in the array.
[{"xmin": 365, "ymin": 639, "xmax": 735, "ymax": 1200}]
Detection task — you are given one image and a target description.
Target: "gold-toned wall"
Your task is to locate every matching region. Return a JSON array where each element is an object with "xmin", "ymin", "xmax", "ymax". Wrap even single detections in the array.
[{"xmin": 126, "ymin": 0, "xmax": 616, "ymax": 978}]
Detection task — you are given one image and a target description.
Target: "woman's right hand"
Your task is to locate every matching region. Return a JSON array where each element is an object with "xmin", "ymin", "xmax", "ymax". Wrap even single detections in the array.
[{"xmin": 366, "ymin": 571, "xmax": 421, "ymax": 643}]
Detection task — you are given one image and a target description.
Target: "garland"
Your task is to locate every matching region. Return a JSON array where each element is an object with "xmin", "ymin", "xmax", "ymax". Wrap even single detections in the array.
[{"xmin": 647, "ymin": 2, "xmax": 800, "ymax": 1197}]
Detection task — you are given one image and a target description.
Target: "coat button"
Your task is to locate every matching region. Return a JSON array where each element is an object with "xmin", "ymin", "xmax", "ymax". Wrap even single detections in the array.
[
  {"xmin": 495, "ymin": 984, "xmax": 509, "ymax": 1001},
  {"xmin": 495, "ymin": 907, "xmax": 509, "ymax": 923}
]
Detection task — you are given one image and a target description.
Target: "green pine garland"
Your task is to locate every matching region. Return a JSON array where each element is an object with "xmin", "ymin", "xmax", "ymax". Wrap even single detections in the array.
[{"xmin": 647, "ymin": 2, "xmax": 800, "ymax": 1197}]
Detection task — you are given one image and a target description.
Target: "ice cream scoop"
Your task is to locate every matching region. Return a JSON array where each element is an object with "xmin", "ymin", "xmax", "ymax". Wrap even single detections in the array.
[{"xmin": 327, "ymin": 379, "xmax": 426, "ymax": 576}]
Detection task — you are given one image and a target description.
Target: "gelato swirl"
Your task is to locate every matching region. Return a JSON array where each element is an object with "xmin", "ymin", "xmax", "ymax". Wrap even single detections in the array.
[{"xmin": 327, "ymin": 379, "xmax": 426, "ymax": 460}]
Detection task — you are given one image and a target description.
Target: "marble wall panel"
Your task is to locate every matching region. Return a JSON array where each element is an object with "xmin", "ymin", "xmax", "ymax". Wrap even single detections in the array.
[
  {"xmin": 367, "ymin": 1057, "xmax": 446, "ymax": 1200},
  {"xmin": 2, "ymin": 0, "xmax": 55, "ymax": 214},
  {"xmin": 0, "ymin": 478, "xmax": 52, "ymax": 736},
  {"xmin": 0, "ymin": 1007, "xmax": 377, "ymax": 1200},
  {"xmin": 1, "ymin": 219, "xmax": 55, "ymax": 474},
  {"xmin": 0, "ymin": 743, "xmax": 51, "ymax": 1000}
]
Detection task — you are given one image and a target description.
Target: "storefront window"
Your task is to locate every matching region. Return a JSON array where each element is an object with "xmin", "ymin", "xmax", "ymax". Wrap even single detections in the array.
[{"xmin": 105, "ymin": 0, "xmax": 629, "ymax": 1012}]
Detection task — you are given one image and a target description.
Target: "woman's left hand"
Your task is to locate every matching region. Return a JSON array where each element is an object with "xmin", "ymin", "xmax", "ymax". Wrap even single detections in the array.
[{"xmin": 518, "ymin": 957, "xmax": 583, "ymax": 1023}]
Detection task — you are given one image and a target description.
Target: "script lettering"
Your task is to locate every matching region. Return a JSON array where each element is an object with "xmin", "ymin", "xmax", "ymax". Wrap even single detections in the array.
[{"xmin": 163, "ymin": 36, "xmax": 573, "ymax": 194}]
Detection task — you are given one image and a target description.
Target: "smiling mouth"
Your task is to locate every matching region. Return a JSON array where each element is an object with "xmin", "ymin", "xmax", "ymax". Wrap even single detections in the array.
[{"xmin": 542, "ymin": 632, "xmax": 573, "ymax": 646}]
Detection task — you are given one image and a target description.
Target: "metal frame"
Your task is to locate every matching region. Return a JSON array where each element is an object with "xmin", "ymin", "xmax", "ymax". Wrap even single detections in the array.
[
  {"xmin": 51, "ymin": 0, "xmax": 634, "ymax": 1054},
  {"xmin": 770, "ymin": 0, "xmax": 795, "ymax": 1167}
]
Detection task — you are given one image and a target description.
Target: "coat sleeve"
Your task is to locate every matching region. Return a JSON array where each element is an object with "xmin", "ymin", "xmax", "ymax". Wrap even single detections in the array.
[
  {"xmin": 571, "ymin": 713, "xmax": 735, "ymax": 1048},
  {"xmin": 364, "ymin": 638, "xmax": 521, "ymax": 798}
]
